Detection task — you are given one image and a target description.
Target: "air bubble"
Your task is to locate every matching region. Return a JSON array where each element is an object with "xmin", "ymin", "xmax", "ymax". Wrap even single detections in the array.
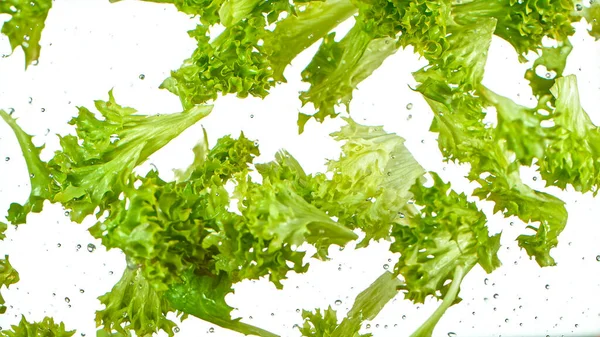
[
  {"xmin": 87, "ymin": 243, "xmax": 96, "ymax": 252},
  {"xmin": 208, "ymin": 327, "xmax": 215, "ymax": 333},
  {"xmin": 335, "ymin": 300, "xmax": 342, "ymax": 306},
  {"xmin": 139, "ymin": 74, "xmax": 145, "ymax": 80},
  {"xmin": 406, "ymin": 103, "xmax": 413, "ymax": 110},
  {"xmin": 174, "ymin": 327, "xmax": 180, "ymax": 333}
]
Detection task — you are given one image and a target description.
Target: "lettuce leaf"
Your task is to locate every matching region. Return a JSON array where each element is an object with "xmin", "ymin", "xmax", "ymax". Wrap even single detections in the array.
[
  {"xmin": 0, "ymin": 0, "xmax": 52, "ymax": 67},
  {"xmin": 0, "ymin": 92, "xmax": 211, "ymax": 224},
  {"xmin": 0, "ymin": 316, "xmax": 74, "ymax": 337}
]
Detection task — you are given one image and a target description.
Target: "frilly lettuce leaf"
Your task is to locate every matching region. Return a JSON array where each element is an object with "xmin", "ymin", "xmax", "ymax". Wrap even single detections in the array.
[
  {"xmin": 264, "ymin": 0, "xmax": 358, "ymax": 82},
  {"xmin": 452, "ymin": 0, "xmax": 575, "ymax": 61},
  {"xmin": 298, "ymin": 24, "xmax": 398, "ymax": 132},
  {"xmin": 299, "ymin": 307, "xmax": 350, "ymax": 337},
  {"xmin": 299, "ymin": 272, "xmax": 401, "ymax": 337},
  {"xmin": 391, "ymin": 173, "xmax": 501, "ymax": 304},
  {"xmin": 312, "ymin": 117, "xmax": 424, "ymax": 247},
  {"xmin": 0, "ymin": 254, "xmax": 19, "ymax": 315},
  {"xmin": 0, "ymin": 92, "xmax": 211, "ymax": 224},
  {"xmin": 0, "ymin": 316, "xmax": 74, "ymax": 337},
  {"xmin": 0, "ymin": 0, "xmax": 52, "ymax": 68},
  {"xmin": 542, "ymin": 75, "xmax": 600, "ymax": 193},
  {"xmin": 0, "ymin": 111, "xmax": 54, "ymax": 225},
  {"xmin": 165, "ymin": 270, "xmax": 279, "ymax": 337},
  {"xmin": 96, "ymin": 268, "xmax": 178, "ymax": 337},
  {"xmin": 391, "ymin": 173, "xmax": 501, "ymax": 336},
  {"xmin": 90, "ymin": 132, "xmax": 355, "ymax": 293},
  {"xmin": 524, "ymin": 39, "xmax": 573, "ymax": 99}
]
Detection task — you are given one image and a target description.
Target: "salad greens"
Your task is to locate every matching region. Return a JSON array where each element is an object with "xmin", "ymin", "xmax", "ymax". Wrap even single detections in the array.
[
  {"xmin": 1, "ymin": 0, "xmax": 599, "ymax": 336},
  {"xmin": 0, "ymin": 0, "xmax": 52, "ymax": 68}
]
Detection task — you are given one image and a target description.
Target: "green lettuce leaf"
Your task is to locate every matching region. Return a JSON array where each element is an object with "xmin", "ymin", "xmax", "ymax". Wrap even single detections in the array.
[
  {"xmin": 0, "ymin": 0, "xmax": 52, "ymax": 67},
  {"xmin": 391, "ymin": 173, "xmax": 501, "ymax": 336},
  {"xmin": 0, "ymin": 111, "xmax": 54, "ymax": 225},
  {"xmin": 311, "ymin": 118, "xmax": 424, "ymax": 247},
  {"xmin": 0, "ymin": 254, "xmax": 19, "ymax": 315},
  {"xmin": 96, "ymin": 268, "xmax": 177, "ymax": 337},
  {"xmin": 452, "ymin": 0, "xmax": 575, "ymax": 61},
  {"xmin": 0, "ymin": 316, "xmax": 74, "ymax": 337},
  {"xmin": 331, "ymin": 272, "xmax": 402, "ymax": 337},
  {"xmin": 264, "ymin": 0, "xmax": 358, "ymax": 82},
  {"xmin": 541, "ymin": 75, "xmax": 600, "ymax": 193},
  {"xmin": 1, "ymin": 92, "xmax": 211, "ymax": 224},
  {"xmin": 524, "ymin": 39, "xmax": 573, "ymax": 99},
  {"xmin": 165, "ymin": 270, "xmax": 279, "ymax": 337},
  {"xmin": 298, "ymin": 24, "xmax": 398, "ymax": 132}
]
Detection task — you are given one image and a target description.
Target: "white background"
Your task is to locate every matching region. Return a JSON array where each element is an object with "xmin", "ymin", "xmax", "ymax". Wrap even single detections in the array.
[{"xmin": 0, "ymin": 1, "xmax": 599, "ymax": 336}]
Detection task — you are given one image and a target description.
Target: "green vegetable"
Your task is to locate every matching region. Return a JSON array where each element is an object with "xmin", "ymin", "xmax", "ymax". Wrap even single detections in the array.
[
  {"xmin": 0, "ymin": 0, "xmax": 52, "ymax": 67},
  {"xmin": 96, "ymin": 268, "xmax": 177, "ymax": 337},
  {"xmin": 0, "ymin": 316, "xmax": 74, "ymax": 337},
  {"xmin": 2, "ymin": 0, "xmax": 600, "ymax": 336},
  {"xmin": 0, "ymin": 222, "xmax": 19, "ymax": 315},
  {"xmin": 299, "ymin": 271, "xmax": 402, "ymax": 337},
  {"xmin": 1, "ymin": 92, "xmax": 212, "ymax": 224}
]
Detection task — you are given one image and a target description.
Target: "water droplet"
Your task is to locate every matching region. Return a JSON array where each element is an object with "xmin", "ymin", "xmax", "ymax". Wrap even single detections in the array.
[
  {"xmin": 545, "ymin": 284, "xmax": 550, "ymax": 290},
  {"xmin": 383, "ymin": 264, "xmax": 389, "ymax": 270},
  {"xmin": 57, "ymin": 243, "xmax": 61, "ymax": 248},
  {"xmin": 28, "ymin": 97, "xmax": 33, "ymax": 104},
  {"xmin": 407, "ymin": 114, "xmax": 413, "ymax": 120},
  {"xmin": 448, "ymin": 333, "xmax": 456, "ymax": 337},
  {"xmin": 509, "ymin": 222, "xmax": 514, "ymax": 226},
  {"xmin": 271, "ymin": 313, "xmax": 275, "ymax": 316},
  {"xmin": 575, "ymin": 323, "xmax": 579, "ymax": 328},
  {"xmin": 402, "ymin": 315, "xmax": 406, "ymax": 320},
  {"xmin": 296, "ymin": 309, "xmax": 300, "ymax": 313},
  {"xmin": 108, "ymin": 271, "xmax": 113, "ymax": 275},
  {"xmin": 87, "ymin": 243, "xmax": 96, "ymax": 252},
  {"xmin": 484, "ymin": 278, "xmax": 489, "ymax": 285},
  {"xmin": 64, "ymin": 297, "xmax": 70, "ymax": 303},
  {"xmin": 366, "ymin": 324, "xmax": 371, "ymax": 329},
  {"xmin": 4, "ymin": 157, "xmax": 10, "ymax": 162},
  {"xmin": 406, "ymin": 103, "xmax": 413, "ymax": 110},
  {"xmin": 335, "ymin": 300, "xmax": 342, "ymax": 306},
  {"xmin": 250, "ymin": 114, "xmax": 254, "ymax": 118},
  {"xmin": 29, "ymin": 173, "xmax": 35, "ymax": 178},
  {"xmin": 533, "ymin": 176, "xmax": 538, "ymax": 181},
  {"xmin": 596, "ymin": 255, "xmax": 600, "ymax": 261},
  {"xmin": 64, "ymin": 211, "xmax": 70, "ymax": 217},
  {"xmin": 493, "ymin": 293, "xmax": 499, "ymax": 299},
  {"xmin": 174, "ymin": 327, "xmax": 180, "ymax": 333},
  {"xmin": 76, "ymin": 244, "xmax": 81, "ymax": 251},
  {"xmin": 576, "ymin": 3, "xmax": 583, "ymax": 10},
  {"xmin": 208, "ymin": 327, "xmax": 215, "ymax": 333},
  {"xmin": 79, "ymin": 289, "xmax": 84, "ymax": 293},
  {"xmin": 505, "ymin": 318, "xmax": 509, "ymax": 323},
  {"xmin": 139, "ymin": 74, "xmax": 145, "ymax": 80}
]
